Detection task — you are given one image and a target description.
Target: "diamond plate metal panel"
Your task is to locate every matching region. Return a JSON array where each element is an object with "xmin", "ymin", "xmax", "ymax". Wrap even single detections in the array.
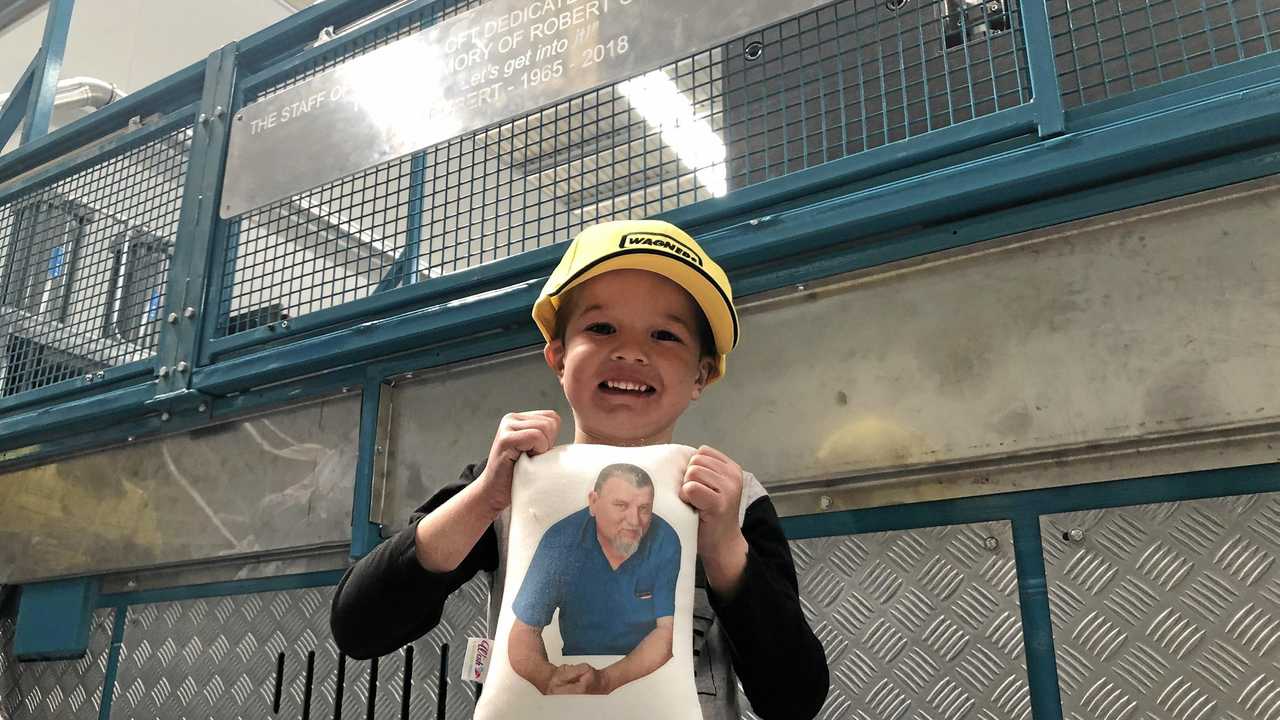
[
  {"xmin": 1043, "ymin": 493, "xmax": 1280, "ymax": 720},
  {"xmin": 743, "ymin": 523, "xmax": 1030, "ymax": 720},
  {"xmin": 0, "ymin": 608, "xmax": 114, "ymax": 720},
  {"xmin": 109, "ymin": 576, "xmax": 488, "ymax": 720}
]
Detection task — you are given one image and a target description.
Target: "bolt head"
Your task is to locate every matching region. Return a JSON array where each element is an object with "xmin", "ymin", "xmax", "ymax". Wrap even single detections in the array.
[
  {"xmin": 197, "ymin": 403, "xmax": 208, "ymax": 413},
  {"xmin": 983, "ymin": 536, "xmax": 1000, "ymax": 551},
  {"xmin": 1067, "ymin": 528, "xmax": 1085, "ymax": 542},
  {"xmin": 158, "ymin": 366, "xmax": 170, "ymax": 378},
  {"xmin": 160, "ymin": 411, "xmax": 171, "ymax": 422},
  {"xmin": 818, "ymin": 495, "xmax": 833, "ymax": 510},
  {"xmin": 95, "ymin": 370, "xmax": 105, "ymax": 380},
  {"xmin": 177, "ymin": 361, "xmax": 190, "ymax": 373},
  {"xmin": 198, "ymin": 112, "xmax": 209, "ymax": 125},
  {"xmin": 167, "ymin": 312, "xmax": 178, "ymax": 324},
  {"xmin": 184, "ymin": 307, "xmax": 196, "ymax": 319},
  {"xmin": 83, "ymin": 374, "xmax": 94, "ymax": 383}
]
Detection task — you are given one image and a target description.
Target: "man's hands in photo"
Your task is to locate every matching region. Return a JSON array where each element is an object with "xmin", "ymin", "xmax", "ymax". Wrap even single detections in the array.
[
  {"xmin": 679, "ymin": 445, "xmax": 749, "ymax": 600},
  {"xmin": 546, "ymin": 663, "xmax": 608, "ymax": 694}
]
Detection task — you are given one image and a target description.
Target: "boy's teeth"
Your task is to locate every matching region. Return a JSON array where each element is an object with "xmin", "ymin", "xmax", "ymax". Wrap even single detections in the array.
[{"xmin": 605, "ymin": 380, "xmax": 651, "ymax": 392}]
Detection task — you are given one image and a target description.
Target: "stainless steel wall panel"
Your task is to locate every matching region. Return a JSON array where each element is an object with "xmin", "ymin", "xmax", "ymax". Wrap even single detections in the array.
[
  {"xmin": 0, "ymin": 608, "xmax": 114, "ymax": 720},
  {"xmin": 0, "ymin": 393, "xmax": 360, "ymax": 584},
  {"xmin": 746, "ymin": 522, "xmax": 1029, "ymax": 720},
  {"xmin": 382, "ymin": 175, "xmax": 1280, "ymax": 520},
  {"xmin": 1043, "ymin": 493, "xmax": 1280, "ymax": 720}
]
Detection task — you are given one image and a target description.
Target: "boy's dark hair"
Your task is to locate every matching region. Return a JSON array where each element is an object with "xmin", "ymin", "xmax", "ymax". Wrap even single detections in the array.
[{"xmin": 553, "ymin": 286, "xmax": 717, "ymax": 361}]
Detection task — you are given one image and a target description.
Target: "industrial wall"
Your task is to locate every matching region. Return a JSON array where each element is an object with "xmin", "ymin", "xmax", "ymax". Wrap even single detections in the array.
[{"xmin": 1, "ymin": 0, "xmax": 1279, "ymax": 718}]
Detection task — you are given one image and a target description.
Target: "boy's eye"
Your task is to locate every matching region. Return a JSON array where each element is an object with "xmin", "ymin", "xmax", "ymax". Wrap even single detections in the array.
[
  {"xmin": 652, "ymin": 329, "xmax": 683, "ymax": 342},
  {"xmin": 585, "ymin": 322, "xmax": 615, "ymax": 335}
]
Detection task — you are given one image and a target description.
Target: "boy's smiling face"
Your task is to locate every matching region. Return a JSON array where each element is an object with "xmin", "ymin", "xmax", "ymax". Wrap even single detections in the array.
[{"xmin": 544, "ymin": 269, "xmax": 716, "ymax": 446}]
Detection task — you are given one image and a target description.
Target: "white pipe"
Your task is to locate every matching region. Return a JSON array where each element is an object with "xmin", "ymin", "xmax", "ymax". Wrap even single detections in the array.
[{"xmin": 0, "ymin": 76, "xmax": 126, "ymax": 119}]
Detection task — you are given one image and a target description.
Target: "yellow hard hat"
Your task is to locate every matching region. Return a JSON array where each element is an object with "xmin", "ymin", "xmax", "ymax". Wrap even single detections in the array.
[{"xmin": 532, "ymin": 220, "xmax": 739, "ymax": 382}]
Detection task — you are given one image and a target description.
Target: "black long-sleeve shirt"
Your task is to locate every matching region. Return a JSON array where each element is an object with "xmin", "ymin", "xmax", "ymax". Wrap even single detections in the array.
[{"xmin": 330, "ymin": 462, "xmax": 829, "ymax": 719}]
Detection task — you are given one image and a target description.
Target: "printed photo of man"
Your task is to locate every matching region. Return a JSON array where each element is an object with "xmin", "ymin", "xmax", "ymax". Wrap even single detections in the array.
[{"xmin": 509, "ymin": 463, "xmax": 681, "ymax": 695}]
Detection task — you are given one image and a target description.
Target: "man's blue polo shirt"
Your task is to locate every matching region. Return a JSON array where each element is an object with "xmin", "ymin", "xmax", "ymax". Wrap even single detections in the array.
[{"xmin": 512, "ymin": 507, "xmax": 681, "ymax": 656}]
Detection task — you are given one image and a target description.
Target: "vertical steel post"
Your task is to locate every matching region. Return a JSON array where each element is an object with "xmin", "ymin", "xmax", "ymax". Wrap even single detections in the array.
[
  {"xmin": 1011, "ymin": 513, "xmax": 1065, "ymax": 720},
  {"xmin": 96, "ymin": 607, "xmax": 128, "ymax": 720},
  {"xmin": 374, "ymin": 150, "xmax": 428, "ymax": 292},
  {"xmin": 20, "ymin": 0, "xmax": 74, "ymax": 145},
  {"xmin": 1019, "ymin": 0, "xmax": 1065, "ymax": 138},
  {"xmin": 0, "ymin": 61, "xmax": 36, "ymax": 147},
  {"xmin": 351, "ymin": 369, "xmax": 386, "ymax": 559},
  {"xmin": 156, "ymin": 43, "xmax": 238, "ymax": 396},
  {"xmin": 403, "ymin": 151, "xmax": 426, "ymax": 285}
]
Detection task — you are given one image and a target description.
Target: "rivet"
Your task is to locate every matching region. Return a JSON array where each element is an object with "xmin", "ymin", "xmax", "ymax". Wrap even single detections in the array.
[
  {"xmin": 197, "ymin": 403, "xmax": 208, "ymax": 413},
  {"xmin": 158, "ymin": 366, "xmax": 170, "ymax": 378},
  {"xmin": 796, "ymin": 284, "xmax": 807, "ymax": 292},
  {"xmin": 160, "ymin": 411, "xmax": 171, "ymax": 422},
  {"xmin": 818, "ymin": 495, "xmax": 833, "ymax": 510},
  {"xmin": 184, "ymin": 307, "xmax": 196, "ymax": 319},
  {"xmin": 127, "ymin": 436, "xmax": 135, "ymax": 442},
  {"xmin": 198, "ymin": 112, "xmax": 209, "ymax": 125},
  {"xmin": 95, "ymin": 370, "xmax": 105, "ymax": 381},
  {"xmin": 176, "ymin": 361, "xmax": 190, "ymax": 373},
  {"xmin": 213, "ymin": 105, "xmax": 225, "ymax": 119},
  {"xmin": 983, "ymin": 536, "xmax": 999, "ymax": 551},
  {"xmin": 167, "ymin": 312, "xmax": 178, "ymax": 324},
  {"xmin": 375, "ymin": 445, "xmax": 385, "ymax": 454},
  {"xmin": 1066, "ymin": 528, "xmax": 1085, "ymax": 543},
  {"xmin": 83, "ymin": 374, "xmax": 93, "ymax": 384}
]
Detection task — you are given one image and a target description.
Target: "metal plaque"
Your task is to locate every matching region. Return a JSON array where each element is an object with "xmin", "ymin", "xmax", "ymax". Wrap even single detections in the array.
[{"xmin": 222, "ymin": 0, "xmax": 828, "ymax": 218}]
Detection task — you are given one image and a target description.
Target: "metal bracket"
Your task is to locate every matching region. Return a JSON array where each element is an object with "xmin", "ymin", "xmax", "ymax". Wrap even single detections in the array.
[{"xmin": 144, "ymin": 388, "xmax": 215, "ymax": 420}]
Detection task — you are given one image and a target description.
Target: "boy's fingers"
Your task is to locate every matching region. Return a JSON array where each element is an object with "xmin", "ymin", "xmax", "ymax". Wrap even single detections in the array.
[
  {"xmin": 694, "ymin": 445, "xmax": 732, "ymax": 463},
  {"xmin": 687, "ymin": 453, "xmax": 733, "ymax": 478},
  {"xmin": 681, "ymin": 480, "xmax": 726, "ymax": 512},
  {"xmin": 684, "ymin": 465, "xmax": 726, "ymax": 493}
]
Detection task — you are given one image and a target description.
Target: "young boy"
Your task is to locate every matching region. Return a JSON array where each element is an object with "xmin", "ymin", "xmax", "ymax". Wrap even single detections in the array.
[{"xmin": 330, "ymin": 220, "xmax": 829, "ymax": 719}]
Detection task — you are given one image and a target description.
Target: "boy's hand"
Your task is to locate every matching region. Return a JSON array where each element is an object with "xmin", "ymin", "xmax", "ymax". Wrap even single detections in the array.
[
  {"xmin": 679, "ymin": 445, "xmax": 750, "ymax": 599},
  {"xmin": 477, "ymin": 410, "xmax": 560, "ymax": 514}
]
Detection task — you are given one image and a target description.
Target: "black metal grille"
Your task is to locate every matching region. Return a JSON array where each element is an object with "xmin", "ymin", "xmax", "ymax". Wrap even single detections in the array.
[
  {"xmin": 220, "ymin": 0, "xmax": 1031, "ymax": 335},
  {"xmin": 0, "ymin": 124, "xmax": 191, "ymax": 396},
  {"xmin": 1051, "ymin": 0, "xmax": 1280, "ymax": 108}
]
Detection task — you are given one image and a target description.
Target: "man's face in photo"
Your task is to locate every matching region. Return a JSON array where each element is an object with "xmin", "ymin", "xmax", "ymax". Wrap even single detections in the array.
[{"xmin": 589, "ymin": 475, "xmax": 655, "ymax": 559}]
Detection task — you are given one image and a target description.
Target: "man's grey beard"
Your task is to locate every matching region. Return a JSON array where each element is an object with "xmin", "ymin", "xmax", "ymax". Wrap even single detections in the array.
[{"xmin": 612, "ymin": 536, "xmax": 640, "ymax": 558}]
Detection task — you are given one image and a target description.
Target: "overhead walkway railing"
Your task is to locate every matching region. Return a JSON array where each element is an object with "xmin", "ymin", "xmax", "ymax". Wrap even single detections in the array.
[{"xmin": 0, "ymin": 0, "xmax": 1277, "ymax": 460}]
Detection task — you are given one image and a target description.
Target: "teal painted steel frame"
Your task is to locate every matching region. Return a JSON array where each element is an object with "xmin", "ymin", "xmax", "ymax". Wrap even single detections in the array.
[
  {"xmin": 96, "ymin": 608, "xmax": 127, "ymax": 720},
  {"xmin": 19, "ymin": 0, "xmax": 75, "ymax": 145},
  {"xmin": 351, "ymin": 371, "xmax": 385, "ymax": 558},
  {"xmin": 154, "ymin": 43, "xmax": 239, "ymax": 398},
  {"xmin": 0, "ymin": 58, "xmax": 36, "ymax": 147}
]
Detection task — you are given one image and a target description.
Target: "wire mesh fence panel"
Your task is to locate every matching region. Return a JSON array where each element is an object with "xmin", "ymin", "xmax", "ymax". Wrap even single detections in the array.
[
  {"xmin": 218, "ymin": 0, "xmax": 1031, "ymax": 336},
  {"xmin": 0, "ymin": 123, "xmax": 192, "ymax": 397},
  {"xmin": 1050, "ymin": 0, "xmax": 1280, "ymax": 108}
]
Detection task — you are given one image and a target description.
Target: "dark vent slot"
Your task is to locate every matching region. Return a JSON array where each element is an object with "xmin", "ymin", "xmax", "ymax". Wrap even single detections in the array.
[
  {"xmin": 365, "ymin": 656, "xmax": 379, "ymax": 720},
  {"xmin": 273, "ymin": 652, "xmax": 285, "ymax": 714},
  {"xmin": 436, "ymin": 643, "xmax": 449, "ymax": 720},
  {"xmin": 401, "ymin": 646, "xmax": 414, "ymax": 720},
  {"xmin": 302, "ymin": 650, "xmax": 315, "ymax": 720},
  {"xmin": 333, "ymin": 652, "xmax": 346, "ymax": 720}
]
